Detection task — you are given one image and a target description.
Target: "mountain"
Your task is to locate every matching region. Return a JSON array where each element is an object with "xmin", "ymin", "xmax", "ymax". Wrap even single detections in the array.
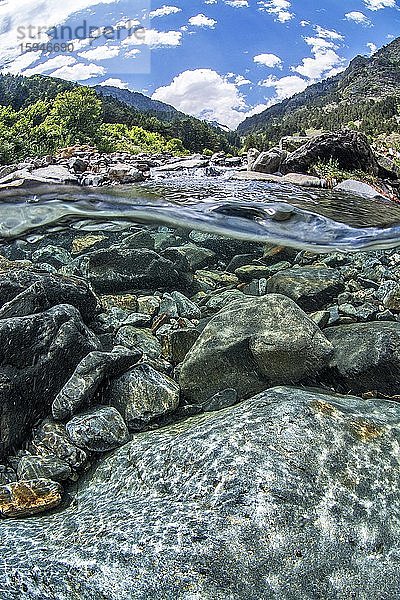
[
  {"xmin": 237, "ymin": 37, "xmax": 400, "ymax": 141},
  {"xmin": 94, "ymin": 85, "xmax": 182, "ymax": 121}
]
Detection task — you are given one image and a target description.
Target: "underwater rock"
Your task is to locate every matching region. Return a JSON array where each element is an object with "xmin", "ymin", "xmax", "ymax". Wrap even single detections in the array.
[
  {"xmin": 0, "ymin": 269, "xmax": 98, "ymax": 322},
  {"xmin": 0, "ymin": 478, "xmax": 62, "ymax": 518},
  {"xmin": 105, "ymin": 364, "xmax": 180, "ymax": 431},
  {"xmin": 66, "ymin": 406, "xmax": 129, "ymax": 452},
  {"xmin": 325, "ymin": 321, "xmax": 400, "ymax": 396},
  {"xmin": 266, "ymin": 267, "xmax": 345, "ymax": 311},
  {"xmin": 179, "ymin": 294, "xmax": 333, "ymax": 403},
  {"xmin": 52, "ymin": 346, "xmax": 142, "ymax": 420},
  {"xmin": 0, "ymin": 387, "xmax": 398, "ymax": 596},
  {"xmin": 84, "ymin": 247, "xmax": 192, "ymax": 294},
  {"xmin": 30, "ymin": 419, "xmax": 88, "ymax": 474},
  {"xmin": 17, "ymin": 455, "xmax": 72, "ymax": 482},
  {"xmin": 0, "ymin": 305, "xmax": 100, "ymax": 460}
]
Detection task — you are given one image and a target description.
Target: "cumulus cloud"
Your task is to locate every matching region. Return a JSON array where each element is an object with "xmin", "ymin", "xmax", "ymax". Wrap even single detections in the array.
[
  {"xmin": 364, "ymin": 0, "xmax": 396, "ymax": 9},
  {"xmin": 79, "ymin": 45, "xmax": 120, "ymax": 60},
  {"xmin": 188, "ymin": 14, "xmax": 217, "ymax": 27},
  {"xmin": 99, "ymin": 78, "xmax": 129, "ymax": 88},
  {"xmin": 367, "ymin": 42, "xmax": 378, "ymax": 55},
  {"xmin": 254, "ymin": 53, "xmax": 282, "ymax": 68},
  {"xmin": 149, "ymin": 6, "xmax": 182, "ymax": 19},
  {"xmin": 21, "ymin": 54, "xmax": 76, "ymax": 76},
  {"xmin": 124, "ymin": 29, "xmax": 182, "ymax": 47},
  {"xmin": 258, "ymin": 0, "xmax": 294, "ymax": 23},
  {"xmin": 259, "ymin": 75, "xmax": 309, "ymax": 100},
  {"xmin": 292, "ymin": 28, "xmax": 345, "ymax": 80},
  {"xmin": 345, "ymin": 11, "xmax": 372, "ymax": 26},
  {"xmin": 152, "ymin": 68, "xmax": 247, "ymax": 128},
  {"xmin": 0, "ymin": 0, "xmax": 115, "ymax": 71},
  {"xmin": 225, "ymin": 0, "xmax": 249, "ymax": 7},
  {"xmin": 51, "ymin": 61, "xmax": 106, "ymax": 81}
]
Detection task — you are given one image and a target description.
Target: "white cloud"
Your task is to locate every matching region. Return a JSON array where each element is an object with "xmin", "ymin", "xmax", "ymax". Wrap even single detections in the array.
[
  {"xmin": 125, "ymin": 48, "xmax": 141, "ymax": 58},
  {"xmin": 0, "ymin": 0, "xmax": 115, "ymax": 72},
  {"xmin": 259, "ymin": 75, "xmax": 309, "ymax": 100},
  {"xmin": 188, "ymin": 14, "xmax": 217, "ymax": 27},
  {"xmin": 225, "ymin": 0, "xmax": 249, "ymax": 7},
  {"xmin": 21, "ymin": 54, "xmax": 76, "ymax": 76},
  {"xmin": 254, "ymin": 53, "xmax": 282, "ymax": 68},
  {"xmin": 234, "ymin": 74, "xmax": 252, "ymax": 86},
  {"xmin": 300, "ymin": 20, "xmax": 310, "ymax": 27},
  {"xmin": 291, "ymin": 30, "xmax": 345, "ymax": 80},
  {"xmin": 315, "ymin": 26, "xmax": 344, "ymax": 40},
  {"xmin": 152, "ymin": 68, "xmax": 247, "ymax": 128},
  {"xmin": 99, "ymin": 78, "xmax": 129, "ymax": 89},
  {"xmin": 367, "ymin": 42, "xmax": 378, "ymax": 55},
  {"xmin": 364, "ymin": 0, "xmax": 396, "ymax": 9},
  {"xmin": 149, "ymin": 6, "xmax": 182, "ymax": 19},
  {"xmin": 51, "ymin": 61, "xmax": 106, "ymax": 81},
  {"xmin": 345, "ymin": 11, "xmax": 372, "ymax": 26},
  {"xmin": 258, "ymin": 0, "xmax": 294, "ymax": 23},
  {"xmin": 78, "ymin": 45, "xmax": 120, "ymax": 60},
  {"xmin": 124, "ymin": 29, "xmax": 182, "ymax": 47}
]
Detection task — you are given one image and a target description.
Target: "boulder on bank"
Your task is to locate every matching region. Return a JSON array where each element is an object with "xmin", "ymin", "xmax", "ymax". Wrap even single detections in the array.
[
  {"xmin": 252, "ymin": 147, "xmax": 287, "ymax": 174},
  {"xmin": 179, "ymin": 294, "xmax": 333, "ymax": 403},
  {"xmin": 0, "ymin": 387, "xmax": 398, "ymax": 597},
  {"xmin": 281, "ymin": 131, "xmax": 379, "ymax": 176}
]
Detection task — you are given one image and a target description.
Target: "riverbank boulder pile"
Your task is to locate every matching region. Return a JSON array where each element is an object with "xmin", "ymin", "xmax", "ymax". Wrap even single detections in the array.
[{"xmin": 0, "ymin": 130, "xmax": 399, "ymax": 200}]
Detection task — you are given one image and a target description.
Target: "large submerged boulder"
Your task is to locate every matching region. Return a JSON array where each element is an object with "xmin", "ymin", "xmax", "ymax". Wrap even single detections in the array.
[
  {"xmin": 0, "ymin": 304, "xmax": 100, "ymax": 459},
  {"xmin": 0, "ymin": 387, "xmax": 398, "ymax": 598},
  {"xmin": 179, "ymin": 294, "xmax": 333, "ymax": 403}
]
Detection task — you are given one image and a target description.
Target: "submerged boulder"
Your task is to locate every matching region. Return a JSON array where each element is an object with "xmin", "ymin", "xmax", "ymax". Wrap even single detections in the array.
[
  {"xmin": 0, "ymin": 387, "xmax": 398, "ymax": 597},
  {"xmin": 266, "ymin": 267, "xmax": 344, "ymax": 311},
  {"xmin": 179, "ymin": 294, "xmax": 333, "ymax": 403},
  {"xmin": 0, "ymin": 305, "xmax": 100, "ymax": 459},
  {"xmin": 324, "ymin": 321, "xmax": 400, "ymax": 396}
]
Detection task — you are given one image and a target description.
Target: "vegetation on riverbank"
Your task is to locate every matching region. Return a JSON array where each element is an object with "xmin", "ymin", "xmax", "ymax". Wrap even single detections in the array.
[{"xmin": 0, "ymin": 75, "xmax": 240, "ymax": 164}]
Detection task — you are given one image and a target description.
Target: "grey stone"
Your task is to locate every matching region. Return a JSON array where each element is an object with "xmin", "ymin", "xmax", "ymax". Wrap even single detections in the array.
[
  {"xmin": 84, "ymin": 247, "xmax": 191, "ymax": 294},
  {"xmin": 17, "ymin": 455, "xmax": 72, "ymax": 482},
  {"xmin": 325, "ymin": 321, "xmax": 400, "ymax": 396},
  {"xmin": 334, "ymin": 179, "xmax": 384, "ymax": 199},
  {"xmin": 31, "ymin": 165, "xmax": 79, "ymax": 184},
  {"xmin": 202, "ymin": 388, "xmax": 238, "ymax": 412},
  {"xmin": 116, "ymin": 326, "xmax": 162, "ymax": 358},
  {"xmin": 0, "ymin": 387, "xmax": 399, "ymax": 597},
  {"xmin": 105, "ymin": 364, "xmax": 180, "ymax": 430},
  {"xmin": 179, "ymin": 294, "xmax": 333, "ymax": 403},
  {"xmin": 162, "ymin": 244, "xmax": 216, "ymax": 270},
  {"xmin": 252, "ymin": 147, "xmax": 287, "ymax": 174},
  {"xmin": 30, "ymin": 419, "xmax": 88, "ymax": 474},
  {"xmin": 52, "ymin": 346, "xmax": 141, "ymax": 420},
  {"xmin": 266, "ymin": 267, "xmax": 345, "ymax": 311},
  {"xmin": 0, "ymin": 305, "xmax": 100, "ymax": 460},
  {"xmin": 66, "ymin": 406, "xmax": 129, "ymax": 452},
  {"xmin": 281, "ymin": 131, "xmax": 379, "ymax": 175},
  {"xmin": 170, "ymin": 291, "xmax": 201, "ymax": 320},
  {"xmin": 159, "ymin": 327, "xmax": 200, "ymax": 364}
]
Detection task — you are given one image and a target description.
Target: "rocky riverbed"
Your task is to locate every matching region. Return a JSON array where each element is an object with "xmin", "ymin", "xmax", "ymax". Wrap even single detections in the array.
[
  {"xmin": 0, "ymin": 212, "xmax": 399, "ymax": 597},
  {"xmin": 0, "ymin": 132, "xmax": 400, "ymax": 598}
]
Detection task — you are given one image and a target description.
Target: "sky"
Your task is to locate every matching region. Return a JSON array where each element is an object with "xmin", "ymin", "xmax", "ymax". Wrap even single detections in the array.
[{"xmin": 0, "ymin": 0, "xmax": 399, "ymax": 128}]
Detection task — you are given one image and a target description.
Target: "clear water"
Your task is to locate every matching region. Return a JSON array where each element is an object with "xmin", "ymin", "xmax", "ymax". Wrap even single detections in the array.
[{"xmin": 2, "ymin": 173, "xmax": 400, "ymax": 251}]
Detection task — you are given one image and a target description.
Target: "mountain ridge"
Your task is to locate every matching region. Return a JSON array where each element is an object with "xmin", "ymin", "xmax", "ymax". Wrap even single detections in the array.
[{"xmin": 237, "ymin": 37, "xmax": 400, "ymax": 140}]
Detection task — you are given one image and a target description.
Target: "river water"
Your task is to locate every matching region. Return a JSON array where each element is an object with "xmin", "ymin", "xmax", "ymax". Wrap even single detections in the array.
[{"xmin": 1, "ymin": 173, "xmax": 400, "ymax": 251}]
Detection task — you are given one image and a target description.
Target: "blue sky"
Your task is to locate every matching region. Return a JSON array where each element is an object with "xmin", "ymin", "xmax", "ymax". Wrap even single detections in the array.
[{"xmin": 0, "ymin": 0, "xmax": 399, "ymax": 127}]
